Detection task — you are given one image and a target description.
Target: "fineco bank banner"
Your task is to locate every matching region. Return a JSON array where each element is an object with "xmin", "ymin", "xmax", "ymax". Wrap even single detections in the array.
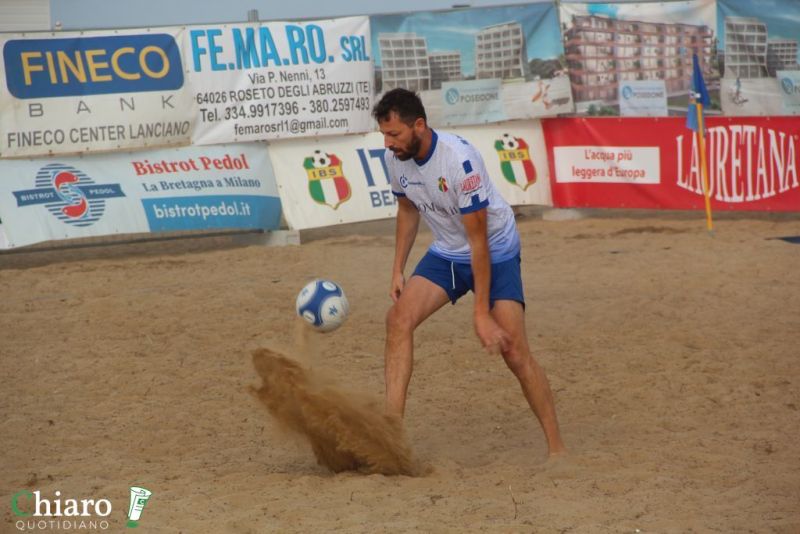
[
  {"xmin": 0, "ymin": 17, "xmax": 374, "ymax": 158},
  {"xmin": 185, "ymin": 16, "xmax": 374, "ymax": 145},
  {"xmin": 0, "ymin": 27, "xmax": 193, "ymax": 158},
  {"xmin": 268, "ymin": 120, "xmax": 552, "ymax": 230},
  {"xmin": 0, "ymin": 143, "xmax": 281, "ymax": 249},
  {"xmin": 543, "ymin": 117, "xmax": 800, "ymax": 211}
]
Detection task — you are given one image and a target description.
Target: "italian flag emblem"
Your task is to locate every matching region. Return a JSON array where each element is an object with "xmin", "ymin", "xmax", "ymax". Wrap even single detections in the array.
[
  {"xmin": 494, "ymin": 134, "xmax": 537, "ymax": 191},
  {"xmin": 303, "ymin": 150, "xmax": 351, "ymax": 210},
  {"xmin": 438, "ymin": 177, "xmax": 448, "ymax": 192}
]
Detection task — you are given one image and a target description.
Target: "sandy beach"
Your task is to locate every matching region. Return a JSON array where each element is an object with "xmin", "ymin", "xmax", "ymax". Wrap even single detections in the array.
[{"xmin": 1, "ymin": 212, "xmax": 798, "ymax": 533}]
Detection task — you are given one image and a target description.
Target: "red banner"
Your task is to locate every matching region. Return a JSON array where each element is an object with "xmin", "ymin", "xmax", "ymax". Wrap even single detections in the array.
[{"xmin": 542, "ymin": 117, "xmax": 800, "ymax": 211}]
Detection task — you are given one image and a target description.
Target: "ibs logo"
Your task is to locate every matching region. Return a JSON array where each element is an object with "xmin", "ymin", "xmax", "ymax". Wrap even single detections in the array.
[
  {"xmin": 494, "ymin": 133, "xmax": 537, "ymax": 191},
  {"xmin": 13, "ymin": 164, "xmax": 126, "ymax": 226},
  {"xmin": 303, "ymin": 150, "xmax": 351, "ymax": 210}
]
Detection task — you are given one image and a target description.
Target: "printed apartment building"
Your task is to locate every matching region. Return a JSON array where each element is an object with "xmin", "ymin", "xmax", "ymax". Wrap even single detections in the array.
[
  {"xmin": 767, "ymin": 38, "xmax": 799, "ymax": 76},
  {"xmin": 475, "ymin": 22, "xmax": 528, "ymax": 80},
  {"xmin": 724, "ymin": 17, "xmax": 768, "ymax": 78},
  {"xmin": 563, "ymin": 14, "xmax": 714, "ymax": 102},
  {"xmin": 378, "ymin": 33, "xmax": 431, "ymax": 92},
  {"xmin": 428, "ymin": 51, "xmax": 463, "ymax": 89}
]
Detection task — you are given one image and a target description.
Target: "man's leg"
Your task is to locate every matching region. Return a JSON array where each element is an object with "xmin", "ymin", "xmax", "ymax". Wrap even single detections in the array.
[
  {"xmin": 491, "ymin": 299, "xmax": 566, "ymax": 456},
  {"xmin": 385, "ymin": 275, "xmax": 450, "ymax": 417}
]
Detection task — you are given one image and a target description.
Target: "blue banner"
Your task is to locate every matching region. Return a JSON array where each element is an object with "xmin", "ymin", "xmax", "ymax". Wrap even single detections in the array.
[
  {"xmin": 3, "ymin": 34, "xmax": 184, "ymax": 98},
  {"xmin": 141, "ymin": 195, "xmax": 281, "ymax": 232}
]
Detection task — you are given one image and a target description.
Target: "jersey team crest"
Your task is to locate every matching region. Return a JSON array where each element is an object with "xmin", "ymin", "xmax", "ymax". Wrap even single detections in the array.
[
  {"xmin": 302, "ymin": 150, "xmax": 351, "ymax": 210},
  {"xmin": 494, "ymin": 134, "xmax": 537, "ymax": 191}
]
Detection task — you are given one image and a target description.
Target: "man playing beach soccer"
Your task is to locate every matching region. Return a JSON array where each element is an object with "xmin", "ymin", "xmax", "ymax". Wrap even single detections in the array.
[{"xmin": 374, "ymin": 88, "xmax": 566, "ymax": 457}]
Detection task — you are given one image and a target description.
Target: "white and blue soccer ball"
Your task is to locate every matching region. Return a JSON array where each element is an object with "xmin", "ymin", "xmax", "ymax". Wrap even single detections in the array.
[{"xmin": 295, "ymin": 279, "xmax": 349, "ymax": 332}]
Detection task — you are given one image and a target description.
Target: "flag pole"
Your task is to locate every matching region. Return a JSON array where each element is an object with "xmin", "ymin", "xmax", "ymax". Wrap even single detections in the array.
[{"xmin": 694, "ymin": 100, "xmax": 713, "ymax": 233}]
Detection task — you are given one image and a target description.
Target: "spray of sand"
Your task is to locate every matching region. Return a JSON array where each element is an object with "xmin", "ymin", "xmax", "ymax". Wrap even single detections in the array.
[{"xmin": 250, "ymin": 323, "xmax": 418, "ymax": 476}]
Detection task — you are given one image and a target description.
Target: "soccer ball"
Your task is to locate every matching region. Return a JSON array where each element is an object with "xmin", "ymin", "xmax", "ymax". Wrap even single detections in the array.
[
  {"xmin": 295, "ymin": 279, "xmax": 349, "ymax": 332},
  {"xmin": 311, "ymin": 150, "xmax": 330, "ymax": 168},
  {"xmin": 500, "ymin": 133, "xmax": 518, "ymax": 150}
]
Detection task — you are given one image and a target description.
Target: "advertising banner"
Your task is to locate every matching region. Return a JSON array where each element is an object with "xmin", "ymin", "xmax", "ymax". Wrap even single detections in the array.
[
  {"xmin": 717, "ymin": 0, "xmax": 800, "ymax": 116},
  {"xmin": 776, "ymin": 71, "xmax": 800, "ymax": 114},
  {"xmin": 441, "ymin": 79, "xmax": 504, "ymax": 125},
  {"xmin": 618, "ymin": 80, "xmax": 668, "ymax": 116},
  {"xmin": 269, "ymin": 120, "xmax": 552, "ymax": 230},
  {"xmin": 371, "ymin": 3, "xmax": 572, "ymax": 127},
  {"xmin": 0, "ymin": 27, "xmax": 193, "ymax": 158},
  {"xmin": 560, "ymin": 0, "xmax": 719, "ymax": 116},
  {"xmin": 543, "ymin": 117, "xmax": 800, "ymax": 211},
  {"xmin": 184, "ymin": 16, "xmax": 374, "ymax": 144},
  {"xmin": 0, "ymin": 143, "xmax": 281, "ymax": 248}
]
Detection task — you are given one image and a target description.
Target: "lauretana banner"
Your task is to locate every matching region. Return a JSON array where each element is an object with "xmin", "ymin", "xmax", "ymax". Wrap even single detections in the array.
[
  {"xmin": 268, "ymin": 120, "xmax": 552, "ymax": 230},
  {"xmin": 543, "ymin": 117, "xmax": 800, "ymax": 211},
  {"xmin": 0, "ymin": 143, "xmax": 281, "ymax": 248}
]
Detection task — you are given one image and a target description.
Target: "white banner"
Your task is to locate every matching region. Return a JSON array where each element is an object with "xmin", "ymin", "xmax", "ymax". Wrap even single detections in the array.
[
  {"xmin": 618, "ymin": 80, "xmax": 668, "ymax": 117},
  {"xmin": 553, "ymin": 146, "xmax": 660, "ymax": 184},
  {"xmin": 0, "ymin": 143, "xmax": 281, "ymax": 249},
  {"xmin": 0, "ymin": 27, "xmax": 193, "ymax": 158},
  {"xmin": 185, "ymin": 17, "xmax": 374, "ymax": 145},
  {"xmin": 268, "ymin": 120, "xmax": 552, "ymax": 230}
]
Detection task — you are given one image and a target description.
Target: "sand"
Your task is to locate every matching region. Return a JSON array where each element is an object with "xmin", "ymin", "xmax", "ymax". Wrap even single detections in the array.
[{"xmin": 1, "ymin": 212, "xmax": 798, "ymax": 533}]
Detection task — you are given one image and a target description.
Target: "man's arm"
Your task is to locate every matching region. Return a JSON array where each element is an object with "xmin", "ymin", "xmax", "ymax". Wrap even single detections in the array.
[
  {"xmin": 462, "ymin": 208, "xmax": 510, "ymax": 353},
  {"xmin": 390, "ymin": 196, "xmax": 421, "ymax": 302}
]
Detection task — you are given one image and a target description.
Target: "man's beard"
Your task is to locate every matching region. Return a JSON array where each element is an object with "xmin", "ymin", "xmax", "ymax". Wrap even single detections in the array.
[{"xmin": 392, "ymin": 132, "xmax": 422, "ymax": 161}]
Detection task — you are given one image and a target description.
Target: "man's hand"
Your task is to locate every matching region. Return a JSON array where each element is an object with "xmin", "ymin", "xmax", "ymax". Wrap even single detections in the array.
[
  {"xmin": 474, "ymin": 312, "xmax": 510, "ymax": 355},
  {"xmin": 390, "ymin": 271, "xmax": 406, "ymax": 303}
]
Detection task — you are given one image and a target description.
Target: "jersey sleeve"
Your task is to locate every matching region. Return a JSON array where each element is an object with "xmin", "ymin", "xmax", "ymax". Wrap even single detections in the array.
[
  {"xmin": 385, "ymin": 150, "xmax": 406, "ymax": 197},
  {"xmin": 452, "ymin": 147, "xmax": 490, "ymax": 214}
]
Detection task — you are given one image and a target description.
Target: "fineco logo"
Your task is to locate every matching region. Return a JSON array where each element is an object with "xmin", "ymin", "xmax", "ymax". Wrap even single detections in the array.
[
  {"xmin": 445, "ymin": 88, "xmax": 460, "ymax": 105},
  {"xmin": 9, "ymin": 486, "xmax": 153, "ymax": 531},
  {"xmin": 3, "ymin": 34, "xmax": 184, "ymax": 98},
  {"xmin": 12, "ymin": 163, "xmax": 126, "ymax": 227},
  {"xmin": 781, "ymin": 77, "xmax": 798, "ymax": 96}
]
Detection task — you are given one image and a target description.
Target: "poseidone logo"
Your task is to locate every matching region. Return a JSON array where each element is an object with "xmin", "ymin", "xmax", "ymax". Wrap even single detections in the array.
[
  {"xmin": 303, "ymin": 150, "xmax": 351, "ymax": 210},
  {"xmin": 494, "ymin": 134, "xmax": 537, "ymax": 191},
  {"xmin": 12, "ymin": 163, "xmax": 126, "ymax": 226}
]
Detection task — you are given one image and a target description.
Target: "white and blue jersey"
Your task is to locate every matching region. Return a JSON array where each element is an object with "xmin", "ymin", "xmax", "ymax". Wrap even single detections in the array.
[{"xmin": 387, "ymin": 130, "xmax": 520, "ymax": 264}]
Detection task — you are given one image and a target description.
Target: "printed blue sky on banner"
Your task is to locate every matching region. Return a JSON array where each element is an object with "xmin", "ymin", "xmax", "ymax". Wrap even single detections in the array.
[
  {"xmin": 717, "ymin": 0, "xmax": 800, "ymax": 60},
  {"xmin": 587, "ymin": 4, "xmax": 619, "ymax": 18},
  {"xmin": 370, "ymin": 3, "xmax": 562, "ymax": 77}
]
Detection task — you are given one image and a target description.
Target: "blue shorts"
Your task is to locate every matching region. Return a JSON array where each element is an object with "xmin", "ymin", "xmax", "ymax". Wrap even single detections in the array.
[{"xmin": 412, "ymin": 251, "xmax": 525, "ymax": 307}]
